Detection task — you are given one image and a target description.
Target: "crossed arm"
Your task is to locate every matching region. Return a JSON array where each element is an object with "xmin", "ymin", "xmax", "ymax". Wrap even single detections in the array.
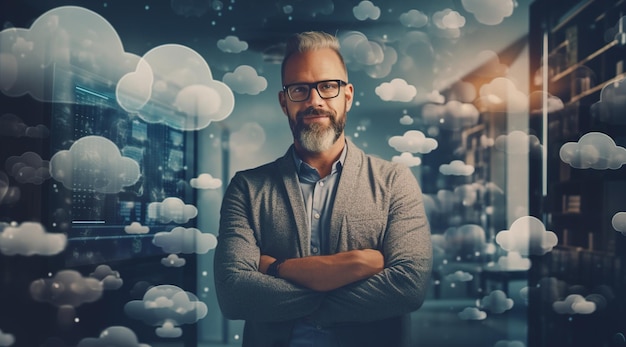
[{"xmin": 258, "ymin": 249, "xmax": 384, "ymax": 292}]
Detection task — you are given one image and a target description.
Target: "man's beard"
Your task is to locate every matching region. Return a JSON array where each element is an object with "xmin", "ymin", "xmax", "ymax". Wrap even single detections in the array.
[{"xmin": 290, "ymin": 107, "xmax": 345, "ymax": 153}]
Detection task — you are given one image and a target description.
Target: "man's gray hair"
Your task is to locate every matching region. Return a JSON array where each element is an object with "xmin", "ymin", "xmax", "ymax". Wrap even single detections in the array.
[{"xmin": 281, "ymin": 31, "xmax": 347, "ymax": 82}]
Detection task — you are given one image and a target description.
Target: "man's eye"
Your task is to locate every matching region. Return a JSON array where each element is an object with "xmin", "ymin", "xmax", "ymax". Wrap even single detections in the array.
[
  {"xmin": 291, "ymin": 86, "xmax": 307, "ymax": 94},
  {"xmin": 319, "ymin": 83, "xmax": 335, "ymax": 90}
]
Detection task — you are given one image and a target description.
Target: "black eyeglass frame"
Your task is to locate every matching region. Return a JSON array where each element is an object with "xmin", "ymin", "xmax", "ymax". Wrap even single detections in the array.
[{"xmin": 282, "ymin": 79, "xmax": 348, "ymax": 102}]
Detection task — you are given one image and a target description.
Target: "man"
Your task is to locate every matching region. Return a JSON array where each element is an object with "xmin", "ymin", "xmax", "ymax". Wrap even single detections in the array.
[{"xmin": 213, "ymin": 31, "xmax": 432, "ymax": 347}]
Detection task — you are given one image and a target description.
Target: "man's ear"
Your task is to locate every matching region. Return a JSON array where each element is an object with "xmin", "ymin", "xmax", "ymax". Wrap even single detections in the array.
[
  {"xmin": 278, "ymin": 91, "xmax": 288, "ymax": 115},
  {"xmin": 344, "ymin": 83, "xmax": 354, "ymax": 113}
]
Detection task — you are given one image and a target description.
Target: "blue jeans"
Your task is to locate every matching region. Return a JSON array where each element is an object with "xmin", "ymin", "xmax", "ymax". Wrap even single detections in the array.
[{"xmin": 289, "ymin": 320, "xmax": 340, "ymax": 347}]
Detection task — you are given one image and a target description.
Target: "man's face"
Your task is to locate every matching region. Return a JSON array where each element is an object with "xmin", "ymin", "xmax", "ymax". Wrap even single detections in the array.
[{"xmin": 279, "ymin": 48, "xmax": 353, "ymax": 153}]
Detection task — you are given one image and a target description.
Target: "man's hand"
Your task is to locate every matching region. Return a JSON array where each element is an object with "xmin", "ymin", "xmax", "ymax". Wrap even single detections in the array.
[{"xmin": 258, "ymin": 249, "xmax": 384, "ymax": 292}]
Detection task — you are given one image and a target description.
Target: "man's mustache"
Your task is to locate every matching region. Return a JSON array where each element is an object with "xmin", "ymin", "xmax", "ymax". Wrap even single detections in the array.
[{"xmin": 297, "ymin": 107, "xmax": 335, "ymax": 119}]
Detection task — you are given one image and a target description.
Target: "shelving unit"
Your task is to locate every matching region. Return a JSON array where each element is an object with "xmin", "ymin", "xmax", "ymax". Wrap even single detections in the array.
[{"xmin": 529, "ymin": 1, "xmax": 626, "ymax": 346}]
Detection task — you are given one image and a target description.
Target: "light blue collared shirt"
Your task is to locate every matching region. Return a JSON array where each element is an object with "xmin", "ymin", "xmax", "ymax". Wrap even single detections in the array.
[
  {"xmin": 292, "ymin": 144, "xmax": 346, "ymax": 255},
  {"xmin": 289, "ymin": 143, "xmax": 346, "ymax": 347}
]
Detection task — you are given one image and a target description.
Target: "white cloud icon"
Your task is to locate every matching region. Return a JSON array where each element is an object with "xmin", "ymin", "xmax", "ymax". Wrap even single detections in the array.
[
  {"xmin": 161, "ymin": 254, "xmax": 186, "ymax": 268},
  {"xmin": 49, "ymin": 136, "xmax": 141, "ymax": 194},
  {"xmin": 399, "ymin": 115, "xmax": 414, "ymax": 125},
  {"xmin": 0, "ymin": 330, "xmax": 15, "ymax": 347},
  {"xmin": 559, "ymin": 132, "xmax": 626, "ymax": 170},
  {"xmin": 217, "ymin": 35, "xmax": 248, "ymax": 53},
  {"xmin": 480, "ymin": 290, "xmax": 514, "ymax": 313},
  {"xmin": 190, "ymin": 173, "xmax": 222, "ymax": 190},
  {"xmin": 353, "ymin": 1, "xmax": 380, "ymax": 21},
  {"xmin": 591, "ymin": 77, "xmax": 626, "ymax": 125},
  {"xmin": 445, "ymin": 270, "xmax": 473, "ymax": 282},
  {"xmin": 124, "ymin": 222, "xmax": 150, "ymax": 235},
  {"xmin": 461, "ymin": 0, "xmax": 515, "ymax": 26},
  {"xmin": 222, "ymin": 65, "xmax": 267, "ymax": 95},
  {"xmin": 553, "ymin": 294, "xmax": 596, "ymax": 315},
  {"xmin": 0, "ymin": 6, "xmax": 140, "ymax": 102},
  {"xmin": 495, "ymin": 216, "xmax": 558, "ymax": 256},
  {"xmin": 399, "ymin": 9, "xmax": 428, "ymax": 28},
  {"xmin": 0, "ymin": 221, "xmax": 66, "ymax": 256},
  {"xmin": 375, "ymin": 78, "xmax": 417, "ymax": 102},
  {"xmin": 77, "ymin": 326, "xmax": 149, "ymax": 347},
  {"xmin": 5, "ymin": 152, "xmax": 50, "ymax": 184},
  {"xmin": 152, "ymin": 227, "xmax": 217, "ymax": 254},
  {"xmin": 339, "ymin": 31, "xmax": 397, "ymax": 79},
  {"xmin": 458, "ymin": 307, "xmax": 487, "ymax": 320},
  {"xmin": 488, "ymin": 251, "xmax": 531, "ymax": 271},
  {"xmin": 116, "ymin": 44, "xmax": 234, "ymax": 131},
  {"xmin": 124, "ymin": 285, "xmax": 207, "ymax": 338},
  {"xmin": 392, "ymin": 152, "xmax": 422, "ymax": 167},
  {"xmin": 422, "ymin": 100, "xmax": 479, "ymax": 130},
  {"xmin": 479, "ymin": 77, "xmax": 528, "ymax": 113},
  {"xmin": 613, "ymin": 212, "xmax": 626, "ymax": 235},
  {"xmin": 89, "ymin": 264, "xmax": 123, "ymax": 291},
  {"xmin": 388, "ymin": 130, "xmax": 438, "ymax": 154},
  {"xmin": 495, "ymin": 130, "xmax": 542, "ymax": 155},
  {"xmin": 147, "ymin": 197, "xmax": 197, "ymax": 224},
  {"xmin": 439, "ymin": 160, "xmax": 474, "ymax": 176}
]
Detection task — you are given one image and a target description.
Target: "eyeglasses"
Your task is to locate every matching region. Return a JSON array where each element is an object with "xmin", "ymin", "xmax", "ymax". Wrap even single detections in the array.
[{"xmin": 282, "ymin": 79, "xmax": 347, "ymax": 102}]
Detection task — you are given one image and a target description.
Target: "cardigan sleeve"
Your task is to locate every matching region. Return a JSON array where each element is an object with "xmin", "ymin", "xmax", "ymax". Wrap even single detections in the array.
[
  {"xmin": 308, "ymin": 164, "xmax": 433, "ymax": 324},
  {"xmin": 213, "ymin": 171, "xmax": 324, "ymax": 321}
]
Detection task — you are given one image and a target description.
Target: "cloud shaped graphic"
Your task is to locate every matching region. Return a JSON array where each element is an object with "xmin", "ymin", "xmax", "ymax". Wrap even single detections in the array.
[
  {"xmin": 190, "ymin": 173, "xmax": 222, "ymax": 190},
  {"xmin": 0, "ymin": 113, "xmax": 49, "ymax": 138},
  {"xmin": 230, "ymin": 122, "xmax": 267, "ymax": 155},
  {"xmin": 5, "ymin": 151, "xmax": 51, "ymax": 184},
  {"xmin": 0, "ymin": 330, "xmax": 15, "ymax": 347},
  {"xmin": 461, "ymin": 0, "xmax": 515, "ymax": 25},
  {"xmin": 388, "ymin": 130, "xmax": 438, "ymax": 154},
  {"xmin": 124, "ymin": 222, "xmax": 150, "ymax": 235},
  {"xmin": 339, "ymin": 31, "xmax": 397, "ymax": 79},
  {"xmin": 124, "ymin": 284, "xmax": 208, "ymax": 338},
  {"xmin": 472, "ymin": 50, "xmax": 509, "ymax": 79},
  {"xmin": 223, "ymin": 65, "xmax": 267, "ymax": 95},
  {"xmin": 553, "ymin": 294, "xmax": 596, "ymax": 315},
  {"xmin": 431, "ymin": 9, "xmax": 464, "ymax": 39},
  {"xmin": 116, "ymin": 44, "xmax": 234, "ymax": 131},
  {"xmin": 496, "ymin": 216, "xmax": 558, "ymax": 256},
  {"xmin": 458, "ymin": 307, "xmax": 487, "ymax": 320},
  {"xmin": 488, "ymin": 251, "xmax": 532, "ymax": 271},
  {"xmin": 392, "ymin": 153, "xmax": 422, "ymax": 167},
  {"xmin": 77, "ymin": 326, "xmax": 149, "ymax": 347},
  {"xmin": 375, "ymin": 78, "xmax": 417, "ymax": 102},
  {"xmin": 559, "ymin": 132, "xmax": 626, "ymax": 170},
  {"xmin": 162, "ymin": 254, "xmax": 186, "ymax": 268},
  {"xmin": 439, "ymin": 160, "xmax": 474, "ymax": 176},
  {"xmin": 30, "ymin": 269, "xmax": 103, "ymax": 325},
  {"xmin": 0, "ymin": 221, "xmax": 66, "ymax": 256},
  {"xmin": 495, "ymin": 130, "xmax": 542, "ymax": 155},
  {"xmin": 0, "ymin": 6, "xmax": 140, "ymax": 102},
  {"xmin": 480, "ymin": 290, "xmax": 514, "ymax": 313},
  {"xmin": 399, "ymin": 9, "xmax": 428, "ymax": 28},
  {"xmin": 217, "ymin": 35, "xmax": 248, "ymax": 53},
  {"xmin": 89, "ymin": 264, "xmax": 123, "ymax": 290},
  {"xmin": 478, "ymin": 77, "xmax": 528, "ymax": 113},
  {"xmin": 353, "ymin": 1, "xmax": 380, "ymax": 21},
  {"xmin": 591, "ymin": 77, "xmax": 626, "ymax": 125},
  {"xmin": 445, "ymin": 270, "xmax": 474, "ymax": 282},
  {"xmin": 399, "ymin": 115, "xmax": 414, "ymax": 125},
  {"xmin": 423, "ymin": 100, "xmax": 480, "ymax": 130},
  {"xmin": 153, "ymin": 227, "xmax": 217, "ymax": 254},
  {"xmin": 529, "ymin": 91, "xmax": 564, "ymax": 115},
  {"xmin": 49, "ymin": 136, "xmax": 141, "ymax": 194},
  {"xmin": 147, "ymin": 197, "xmax": 197, "ymax": 224},
  {"xmin": 0, "ymin": 171, "xmax": 20, "ymax": 205},
  {"xmin": 613, "ymin": 212, "xmax": 626, "ymax": 235}
]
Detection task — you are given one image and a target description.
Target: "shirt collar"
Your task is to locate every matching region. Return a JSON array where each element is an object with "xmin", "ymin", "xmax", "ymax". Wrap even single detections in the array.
[{"xmin": 292, "ymin": 142, "xmax": 346, "ymax": 180}]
